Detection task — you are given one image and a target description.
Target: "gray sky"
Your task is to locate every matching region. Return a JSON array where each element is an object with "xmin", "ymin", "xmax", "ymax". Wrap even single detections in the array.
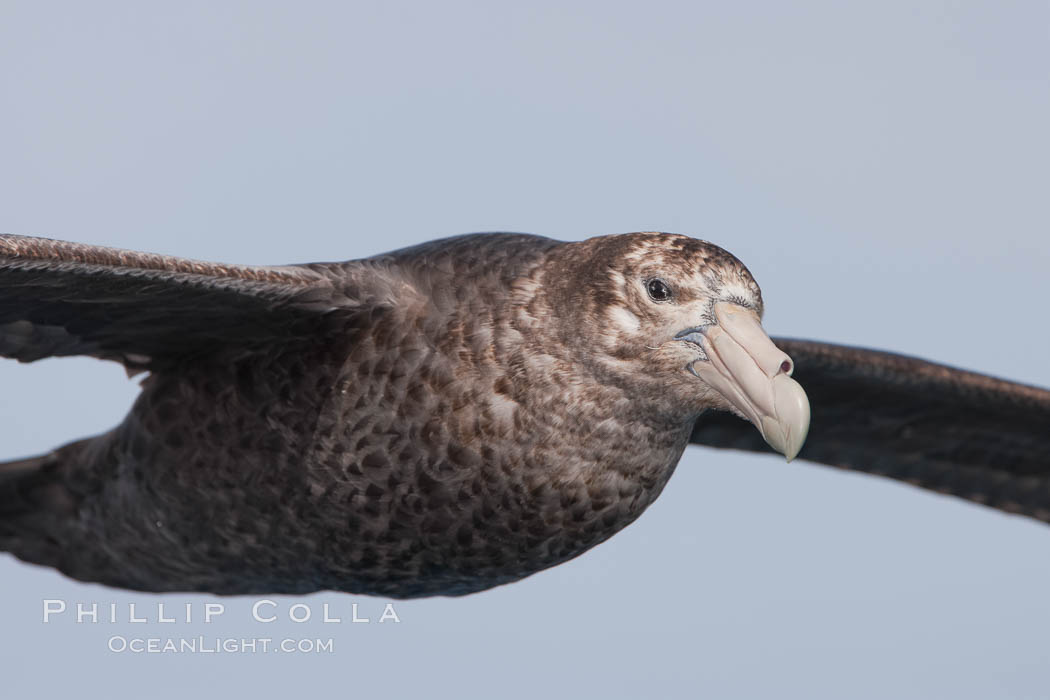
[{"xmin": 1, "ymin": 2, "xmax": 1048, "ymax": 698}]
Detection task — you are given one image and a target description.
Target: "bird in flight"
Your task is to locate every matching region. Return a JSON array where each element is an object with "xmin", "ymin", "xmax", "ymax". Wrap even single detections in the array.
[{"xmin": 1, "ymin": 232, "xmax": 1047, "ymax": 597}]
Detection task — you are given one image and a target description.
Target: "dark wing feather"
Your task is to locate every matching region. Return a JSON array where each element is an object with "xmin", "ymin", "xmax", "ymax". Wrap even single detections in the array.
[
  {"xmin": 0, "ymin": 234, "xmax": 375, "ymax": 368},
  {"xmin": 690, "ymin": 339, "xmax": 1050, "ymax": 523}
]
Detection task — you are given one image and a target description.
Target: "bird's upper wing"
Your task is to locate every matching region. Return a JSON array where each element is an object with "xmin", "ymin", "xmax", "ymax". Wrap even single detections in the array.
[
  {"xmin": 690, "ymin": 338, "xmax": 1050, "ymax": 523},
  {"xmin": 0, "ymin": 234, "xmax": 384, "ymax": 368}
]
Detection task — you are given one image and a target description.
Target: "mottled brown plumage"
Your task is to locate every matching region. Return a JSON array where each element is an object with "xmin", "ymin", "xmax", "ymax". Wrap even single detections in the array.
[{"xmin": 1, "ymin": 231, "xmax": 1048, "ymax": 597}]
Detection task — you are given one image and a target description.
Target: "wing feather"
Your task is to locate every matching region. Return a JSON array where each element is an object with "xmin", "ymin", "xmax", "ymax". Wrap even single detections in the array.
[
  {"xmin": 690, "ymin": 338, "xmax": 1050, "ymax": 523},
  {"xmin": 0, "ymin": 234, "xmax": 377, "ymax": 367}
]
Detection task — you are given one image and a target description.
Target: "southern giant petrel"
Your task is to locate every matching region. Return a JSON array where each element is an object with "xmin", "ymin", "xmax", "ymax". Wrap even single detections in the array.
[{"xmin": 1, "ymin": 232, "xmax": 1047, "ymax": 597}]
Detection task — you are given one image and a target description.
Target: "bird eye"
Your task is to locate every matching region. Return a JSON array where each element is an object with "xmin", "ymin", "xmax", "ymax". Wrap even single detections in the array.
[{"xmin": 646, "ymin": 278, "xmax": 673, "ymax": 302}]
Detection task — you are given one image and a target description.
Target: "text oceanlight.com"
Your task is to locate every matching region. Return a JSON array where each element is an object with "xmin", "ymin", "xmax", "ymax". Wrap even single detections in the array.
[{"xmin": 107, "ymin": 636, "xmax": 335, "ymax": 654}]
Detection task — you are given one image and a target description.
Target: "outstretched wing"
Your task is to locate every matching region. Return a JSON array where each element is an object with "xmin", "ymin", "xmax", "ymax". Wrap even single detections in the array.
[
  {"xmin": 0, "ymin": 234, "xmax": 377, "ymax": 368},
  {"xmin": 690, "ymin": 339, "xmax": 1050, "ymax": 524}
]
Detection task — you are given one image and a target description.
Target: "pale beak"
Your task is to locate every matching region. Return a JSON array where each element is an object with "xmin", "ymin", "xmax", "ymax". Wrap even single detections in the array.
[{"xmin": 679, "ymin": 302, "xmax": 810, "ymax": 461}]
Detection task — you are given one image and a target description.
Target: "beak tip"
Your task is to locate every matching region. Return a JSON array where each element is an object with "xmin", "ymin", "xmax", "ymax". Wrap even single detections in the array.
[
  {"xmin": 762, "ymin": 429, "xmax": 803, "ymax": 462},
  {"xmin": 759, "ymin": 375, "xmax": 810, "ymax": 462}
]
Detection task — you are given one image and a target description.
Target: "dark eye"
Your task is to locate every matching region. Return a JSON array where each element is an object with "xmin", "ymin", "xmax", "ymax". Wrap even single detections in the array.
[{"xmin": 646, "ymin": 278, "xmax": 673, "ymax": 302}]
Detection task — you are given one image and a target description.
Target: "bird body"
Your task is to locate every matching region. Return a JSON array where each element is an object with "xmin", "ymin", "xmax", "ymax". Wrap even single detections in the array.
[
  {"xmin": 1, "ymin": 231, "xmax": 1048, "ymax": 597},
  {"xmin": 1, "ymin": 233, "xmax": 740, "ymax": 595}
]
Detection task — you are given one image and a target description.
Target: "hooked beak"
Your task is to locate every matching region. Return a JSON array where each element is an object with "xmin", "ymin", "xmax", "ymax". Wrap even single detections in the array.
[{"xmin": 676, "ymin": 302, "xmax": 810, "ymax": 461}]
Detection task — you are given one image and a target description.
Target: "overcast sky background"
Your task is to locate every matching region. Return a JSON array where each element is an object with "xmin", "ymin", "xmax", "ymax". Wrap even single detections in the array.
[{"xmin": 1, "ymin": 2, "xmax": 1048, "ymax": 698}]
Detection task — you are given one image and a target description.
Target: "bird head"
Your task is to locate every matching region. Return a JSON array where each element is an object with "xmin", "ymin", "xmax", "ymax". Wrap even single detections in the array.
[{"xmin": 546, "ymin": 232, "xmax": 810, "ymax": 461}]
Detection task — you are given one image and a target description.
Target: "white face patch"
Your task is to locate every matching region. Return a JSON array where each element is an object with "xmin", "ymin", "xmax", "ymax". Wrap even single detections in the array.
[{"xmin": 607, "ymin": 305, "xmax": 642, "ymax": 333}]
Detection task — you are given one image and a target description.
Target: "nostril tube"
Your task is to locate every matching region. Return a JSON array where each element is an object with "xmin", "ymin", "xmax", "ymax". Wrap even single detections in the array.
[{"xmin": 780, "ymin": 360, "xmax": 793, "ymax": 375}]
